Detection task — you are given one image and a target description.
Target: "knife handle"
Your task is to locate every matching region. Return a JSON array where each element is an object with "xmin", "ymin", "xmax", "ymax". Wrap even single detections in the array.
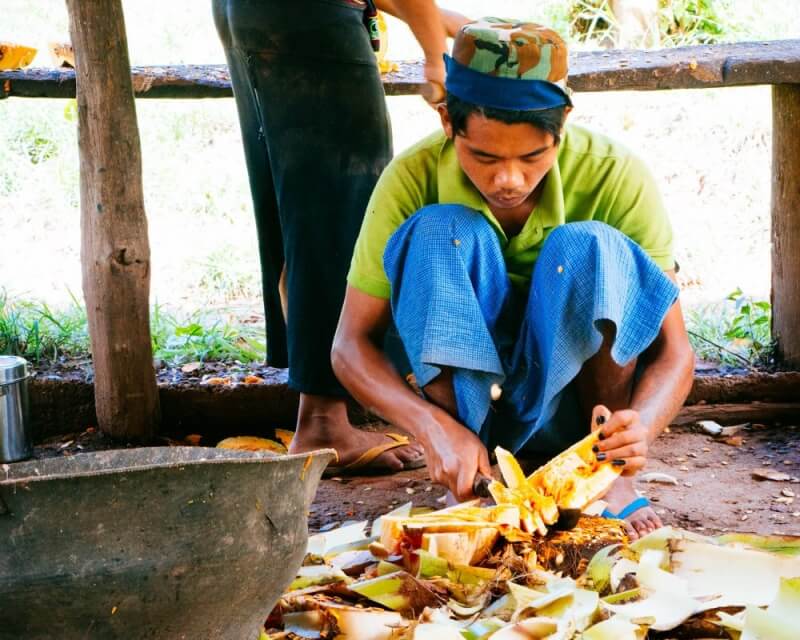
[{"xmin": 472, "ymin": 474, "xmax": 492, "ymax": 499}]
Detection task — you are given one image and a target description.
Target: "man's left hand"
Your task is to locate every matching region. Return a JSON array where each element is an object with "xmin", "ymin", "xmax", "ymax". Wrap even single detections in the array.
[
  {"xmin": 593, "ymin": 406, "xmax": 650, "ymax": 475},
  {"xmin": 422, "ymin": 59, "xmax": 446, "ymax": 105}
]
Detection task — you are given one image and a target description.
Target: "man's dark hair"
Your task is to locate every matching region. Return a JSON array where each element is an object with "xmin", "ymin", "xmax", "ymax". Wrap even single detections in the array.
[{"xmin": 446, "ymin": 93, "xmax": 567, "ymax": 144}]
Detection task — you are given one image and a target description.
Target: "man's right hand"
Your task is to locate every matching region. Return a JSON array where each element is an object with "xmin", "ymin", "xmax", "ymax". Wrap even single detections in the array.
[
  {"xmin": 333, "ymin": 286, "xmax": 491, "ymax": 502},
  {"xmin": 419, "ymin": 407, "xmax": 492, "ymax": 501}
]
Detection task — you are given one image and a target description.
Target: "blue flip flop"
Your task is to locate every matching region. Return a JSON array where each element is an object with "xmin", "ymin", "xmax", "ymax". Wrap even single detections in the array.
[{"xmin": 601, "ymin": 496, "xmax": 651, "ymax": 520}]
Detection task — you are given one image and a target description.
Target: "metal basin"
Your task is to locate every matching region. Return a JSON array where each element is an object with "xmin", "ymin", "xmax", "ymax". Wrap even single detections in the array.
[{"xmin": 0, "ymin": 446, "xmax": 335, "ymax": 639}]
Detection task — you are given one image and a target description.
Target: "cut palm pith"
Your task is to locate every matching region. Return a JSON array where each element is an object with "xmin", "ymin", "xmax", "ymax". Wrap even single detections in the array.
[{"xmin": 265, "ymin": 445, "xmax": 800, "ymax": 639}]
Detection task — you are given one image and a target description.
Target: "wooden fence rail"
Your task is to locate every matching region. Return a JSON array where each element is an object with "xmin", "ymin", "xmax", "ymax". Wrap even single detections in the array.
[{"xmin": 2, "ymin": 39, "xmax": 800, "ymax": 99}]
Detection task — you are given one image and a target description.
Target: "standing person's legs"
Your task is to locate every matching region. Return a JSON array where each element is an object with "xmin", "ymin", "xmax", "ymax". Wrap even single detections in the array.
[
  {"xmin": 212, "ymin": 0, "xmax": 287, "ymax": 366},
  {"xmin": 219, "ymin": 0, "xmax": 422, "ymax": 469}
]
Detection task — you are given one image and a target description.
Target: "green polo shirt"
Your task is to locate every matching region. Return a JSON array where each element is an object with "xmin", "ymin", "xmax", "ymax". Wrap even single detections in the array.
[{"xmin": 348, "ymin": 124, "xmax": 674, "ymax": 299}]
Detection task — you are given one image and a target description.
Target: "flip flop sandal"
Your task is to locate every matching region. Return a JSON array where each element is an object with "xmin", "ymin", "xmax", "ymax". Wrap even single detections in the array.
[
  {"xmin": 323, "ymin": 432, "xmax": 426, "ymax": 478},
  {"xmin": 601, "ymin": 496, "xmax": 652, "ymax": 520}
]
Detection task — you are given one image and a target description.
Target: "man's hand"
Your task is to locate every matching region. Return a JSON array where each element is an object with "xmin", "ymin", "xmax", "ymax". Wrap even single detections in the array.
[
  {"xmin": 593, "ymin": 405, "xmax": 650, "ymax": 475},
  {"xmin": 419, "ymin": 407, "xmax": 492, "ymax": 501},
  {"xmin": 422, "ymin": 59, "xmax": 446, "ymax": 104},
  {"xmin": 373, "ymin": 0, "xmax": 449, "ymax": 105}
]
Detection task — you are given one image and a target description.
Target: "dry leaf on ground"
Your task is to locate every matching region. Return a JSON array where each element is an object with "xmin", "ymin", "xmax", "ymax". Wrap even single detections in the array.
[{"xmin": 751, "ymin": 469, "xmax": 792, "ymax": 482}]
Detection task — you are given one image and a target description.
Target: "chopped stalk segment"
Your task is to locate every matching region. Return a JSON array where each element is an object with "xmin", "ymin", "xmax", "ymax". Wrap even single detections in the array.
[
  {"xmin": 715, "ymin": 532, "xmax": 800, "ymax": 556},
  {"xmin": 280, "ymin": 597, "xmax": 405, "ymax": 640},
  {"xmin": 423, "ymin": 530, "xmax": 499, "ymax": 566},
  {"xmin": 376, "ymin": 560, "xmax": 404, "ymax": 576},
  {"xmin": 602, "ymin": 562, "xmax": 700, "ymax": 631},
  {"xmin": 673, "ymin": 540, "xmax": 800, "ymax": 607},
  {"xmin": 496, "ymin": 447, "xmax": 528, "ymax": 491},
  {"xmin": 289, "ymin": 565, "xmax": 349, "ymax": 590},
  {"xmin": 585, "ymin": 543, "xmax": 622, "ymax": 593},
  {"xmin": 371, "ymin": 502, "xmax": 413, "ymax": 538},
  {"xmin": 413, "ymin": 623, "xmax": 465, "ymax": 639},
  {"xmin": 740, "ymin": 577, "xmax": 800, "ymax": 640},
  {"xmin": 601, "ymin": 587, "xmax": 641, "ymax": 605},
  {"xmin": 307, "ymin": 521, "xmax": 369, "ymax": 556},
  {"xmin": 463, "ymin": 617, "xmax": 506, "ymax": 639},
  {"xmin": 416, "ymin": 549, "xmax": 451, "ymax": 579},
  {"xmin": 348, "ymin": 570, "xmax": 443, "ymax": 615},
  {"xmin": 527, "ymin": 432, "xmax": 622, "ymax": 511},
  {"xmin": 488, "ymin": 617, "xmax": 559, "ymax": 639},
  {"xmin": 582, "ymin": 616, "xmax": 645, "ymax": 640}
]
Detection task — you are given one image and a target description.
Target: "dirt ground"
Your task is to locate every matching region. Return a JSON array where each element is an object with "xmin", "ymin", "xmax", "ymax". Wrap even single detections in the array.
[
  {"xmin": 307, "ymin": 423, "xmax": 800, "ymax": 537},
  {"xmin": 34, "ymin": 420, "xmax": 799, "ymax": 537}
]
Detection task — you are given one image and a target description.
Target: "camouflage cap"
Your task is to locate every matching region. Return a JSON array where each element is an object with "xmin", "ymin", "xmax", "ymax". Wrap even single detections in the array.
[{"xmin": 445, "ymin": 18, "xmax": 571, "ymax": 111}]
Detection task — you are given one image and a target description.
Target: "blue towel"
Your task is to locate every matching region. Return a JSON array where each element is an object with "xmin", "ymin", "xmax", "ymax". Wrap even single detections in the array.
[{"xmin": 384, "ymin": 205, "xmax": 678, "ymax": 452}]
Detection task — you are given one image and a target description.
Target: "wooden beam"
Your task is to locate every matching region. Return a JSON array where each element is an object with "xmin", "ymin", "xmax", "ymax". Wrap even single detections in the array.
[
  {"xmin": 672, "ymin": 401, "xmax": 800, "ymax": 426},
  {"xmin": 772, "ymin": 84, "xmax": 800, "ymax": 367},
  {"xmin": 2, "ymin": 40, "xmax": 800, "ymax": 100},
  {"xmin": 687, "ymin": 371, "xmax": 800, "ymax": 405},
  {"xmin": 66, "ymin": 0, "xmax": 160, "ymax": 440}
]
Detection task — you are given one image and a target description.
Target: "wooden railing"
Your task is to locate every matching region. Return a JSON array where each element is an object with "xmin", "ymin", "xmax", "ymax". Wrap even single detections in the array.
[
  {"xmin": 2, "ymin": 39, "xmax": 799, "ymax": 366},
  {"xmin": 2, "ymin": 40, "xmax": 799, "ymax": 99}
]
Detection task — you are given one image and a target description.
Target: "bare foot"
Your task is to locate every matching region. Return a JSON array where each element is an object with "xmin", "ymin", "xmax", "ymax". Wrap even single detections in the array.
[
  {"xmin": 602, "ymin": 476, "xmax": 662, "ymax": 541},
  {"xmin": 287, "ymin": 394, "xmax": 424, "ymax": 473}
]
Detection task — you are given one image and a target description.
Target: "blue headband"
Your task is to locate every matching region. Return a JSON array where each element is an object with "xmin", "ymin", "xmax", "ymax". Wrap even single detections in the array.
[{"xmin": 444, "ymin": 54, "xmax": 572, "ymax": 112}]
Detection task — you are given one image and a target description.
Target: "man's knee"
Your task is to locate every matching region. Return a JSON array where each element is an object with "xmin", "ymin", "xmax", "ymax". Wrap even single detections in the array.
[
  {"xmin": 544, "ymin": 220, "xmax": 613, "ymax": 248},
  {"xmin": 393, "ymin": 204, "xmax": 496, "ymax": 247},
  {"xmin": 540, "ymin": 221, "xmax": 639, "ymax": 264}
]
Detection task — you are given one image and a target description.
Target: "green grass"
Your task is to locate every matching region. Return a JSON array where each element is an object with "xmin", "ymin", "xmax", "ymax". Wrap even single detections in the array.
[
  {"xmin": 150, "ymin": 304, "xmax": 266, "ymax": 365},
  {"xmin": 684, "ymin": 289, "xmax": 773, "ymax": 368},
  {"xmin": 0, "ymin": 291, "xmax": 266, "ymax": 367},
  {"xmin": 0, "ymin": 290, "xmax": 89, "ymax": 363},
  {"xmin": 1, "ymin": 289, "xmax": 772, "ymax": 371}
]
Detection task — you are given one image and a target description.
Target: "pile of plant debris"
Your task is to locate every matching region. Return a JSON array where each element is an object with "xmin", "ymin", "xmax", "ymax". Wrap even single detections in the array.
[{"xmin": 262, "ymin": 439, "xmax": 800, "ymax": 639}]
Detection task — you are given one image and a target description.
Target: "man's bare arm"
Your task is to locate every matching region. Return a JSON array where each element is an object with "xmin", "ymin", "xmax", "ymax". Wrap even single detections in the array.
[
  {"xmin": 373, "ymin": 0, "xmax": 449, "ymax": 88},
  {"xmin": 597, "ymin": 271, "xmax": 695, "ymax": 471},
  {"xmin": 332, "ymin": 285, "xmax": 492, "ymax": 499},
  {"xmin": 331, "ymin": 286, "xmax": 431, "ymax": 428},
  {"xmin": 631, "ymin": 277, "xmax": 695, "ymax": 443},
  {"xmin": 376, "ymin": 0, "xmax": 471, "ymax": 38}
]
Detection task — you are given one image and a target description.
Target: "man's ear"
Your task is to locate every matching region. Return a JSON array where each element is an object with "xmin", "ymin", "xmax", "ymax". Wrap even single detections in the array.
[
  {"xmin": 561, "ymin": 105, "xmax": 573, "ymax": 135},
  {"xmin": 438, "ymin": 103, "xmax": 454, "ymax": 139}
]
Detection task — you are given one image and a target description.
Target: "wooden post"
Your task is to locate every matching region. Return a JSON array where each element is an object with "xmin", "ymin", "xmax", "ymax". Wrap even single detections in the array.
[
  {"xmin": 772, "ymin": 84, "xmax": 800, "ymax": 368},
  {"xmin": 66, "ymin": 0, "xmax": 160, "ymax": 440}
]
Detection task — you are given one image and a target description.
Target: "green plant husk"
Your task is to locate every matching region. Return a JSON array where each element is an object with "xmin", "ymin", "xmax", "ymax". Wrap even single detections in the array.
[
  {"xmin": 377, "ymin": 560, "xmax": 404, "ymax": 576},
  {"xmin": 413, "ymin": 622, "xmax": 464, "ymax": 639},
  {"xmin": 673, "ymin": 540, "xmax": 800, "ymax": 608},
  {"xmin": 289, "ymin": 565, "xmax": 349, "ymax": 590},
  {"xmin": 584, "ymin": 543, "xmax": 621, "ymax": 594},
  {"xmin": 279, "ymin": 472, "xmax": 800, "ymax": 640},
  {"xmin": 602, "ymin": 561, "xmax": 700, "ymax": 631},
  {"xmin": 716, "ymin": 532, "xmax": 800, "ymax": 556},
  {"xmin": 738, "ymin": 577, "xmax": 800, "ymax": 640},
  {"xmin": 581, "ymin": 615, "xmax": 645, "ymax": 640},
  {"xmin": 282, "ymin": 600, "xmax": 405, "ymax": 640},
  {"xmin": 462, "ymin": 616, "xmax": 506, "ymax": 640},
  {"xmin": 307, "ymin": 521, "xmax": 368, "ymax": 556},
  {"xmin": 488, "ymin": 617, "xmax": 559, "ymax": 639},
  {"xmin": 348, "ymin": 570, "xmax": 444, "ymax": 615},
  {"xmin": 601, "ymin": 587, "xmax": 640, "ymax": 605}
]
